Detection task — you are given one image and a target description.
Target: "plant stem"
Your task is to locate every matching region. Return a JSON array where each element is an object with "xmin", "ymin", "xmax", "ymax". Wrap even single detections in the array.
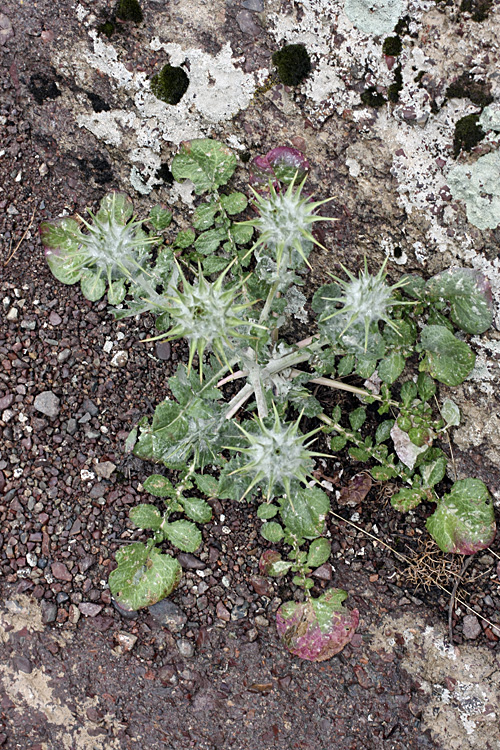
[{"xmin": 259, "ymin": 281, "xmax": 281, "ymax": 324}]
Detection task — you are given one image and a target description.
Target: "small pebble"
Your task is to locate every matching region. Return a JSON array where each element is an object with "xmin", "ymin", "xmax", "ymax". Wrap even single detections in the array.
[
  {"xmin": 149, "ymin": 599, "xmax": 187, "ymax": 632},
  {"xmin": 462, "ymin": 614, "xmax": 481, "ymax": 640},
  {"xmin": 176, "ymin": 638, "xmax": 195, "ymax": 658},
  {"xmin": 34, "ymin": 391, "xmax": 60, "ymax": 418}
]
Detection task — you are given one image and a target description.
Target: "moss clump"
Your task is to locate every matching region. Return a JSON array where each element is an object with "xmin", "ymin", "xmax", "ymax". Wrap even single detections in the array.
[
  {"xmin": 387, "ymin": 65, "xmax": 403, "ymax": 103},
  {"xmin": 272, "ymin": 44, "xmax": 312, "ymax": 87},
  {"xmin": 116, "ymin": 0, "xmax": 143, "ymax": 23},
  {"xmin": 151, "ymin": 65, "xmax": 190, "ymax": 105},
  {"xmin": 361, "ymin": 87, "xmax": 386, "ymax": 108},
  {"xmin": 382, "ymin": 36, "xmax": 402, "ymax": 56},
  {"xmin": 453, "ymin": 114, "xmax": 485, "ymax": 158},
  {"xmin": 446, "ymin": 73, "xmax": 493, "ymax": 108},
  {"xmin": 459, "ymin": 0, "xmax": 493, "ymax": 20},
  {"xmin": 98, "ymin": 21, "xmax": 115, "ymax": 37}
]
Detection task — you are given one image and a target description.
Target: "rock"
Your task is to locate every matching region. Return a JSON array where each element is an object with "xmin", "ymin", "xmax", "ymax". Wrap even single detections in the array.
[
  {"xmin": 242, "ymin": 0, "xmax": 263, "ymax": 9},
  {"xmin": 235, "ymin": 10, "xmax": 261, "ymax": 35},
  {"xmin": 462, "ymin": 614, "xmax": 481, "ymax": 640},
  {"xmin": 114, "ymin": 631, "xmax": 138, "ymax": 654},
  {"xmin": 78, "ymin": 602, "xmax": 103, "ymax": 617},
  {"xmin": 155, "ymin": 341, "xmax": 171, "ymax": 360},
  {"xmin": 51, "ymin": 562, "xmax": 72, "ymax": 581},
  {"xmin": 49, "ymin": 311, "xmax": 62, "ymax": 325},
  {"xmin": 176, "ymin": 638, "xmax": 195, "ymax": 658},
  {"xmin": 312, "ymin": 563, "xmax": 333, "ymax": 581},
  {"xmin": 12, "ymin": 655, "xmax": 33, "ymax": 674},
  {"xmin": 112, "ymin": 598, "xmax": 137, "ymax": 619},
  {"xmin": 177, "ymin": 553, "xmax": 206, "ymax": 570},
  {"xmin": 216, "ymin": 601, "xmax": 231, "ymax": 621},
  {"xmin": 231, "ymin": 602, "xmax": 248, "ymax": 620},
  {"xmin": 250, "ymin": 575, "xmax": 272, "ymax": 597},
  {"xmin": 110, "ymin": 350, "xmax": 128, "ymax": 367},
  {"xmin": 148, "ymin": 599, "xmax": 187, "ymax": 632},
  {"xmin": 0, "ymin": 394, "xmax": 14, "ymax": 410},
  {"xmin": 34, "ymin": 391, "xmax": 60, "ymax": 418},
  {"xmin": 40, "ymin": 600, "xmax": 58, "ymax": 624},
  {"xmin": 0, "ymin": 12, "xmax": 14, "ymax": 45},
  {"xmin": 247, "ymin": 628, "xmax": 259, "ymax": 642},
  {"xmin": 66, "ymin": 418, "xmax": 77, "ymax": 435},
  {"xmin": 82, "ymin": 398, "xmax": 99, "ymax": 416},
  {"xmin": 95, "ymin": 461, "xmax": 116, "ymax": 479}
]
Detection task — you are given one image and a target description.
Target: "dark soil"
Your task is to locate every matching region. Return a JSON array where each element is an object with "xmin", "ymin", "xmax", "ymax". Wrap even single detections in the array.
[{"xmin": 1, "ymin": 1, "xmax": 499, "ymax": 749}]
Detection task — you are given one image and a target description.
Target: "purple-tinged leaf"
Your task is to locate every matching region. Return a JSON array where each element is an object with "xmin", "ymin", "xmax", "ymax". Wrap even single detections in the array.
[
  {"xmin": 249, "ymin": 147, "xmax": 309, "ymax": 191},
  {"xmin": 276, "ymin": 589, "xmax": 359, "ymax": 661},
  {"xmin": 426, "ymin": 478, "xmax": 496, "ymax": 554}
]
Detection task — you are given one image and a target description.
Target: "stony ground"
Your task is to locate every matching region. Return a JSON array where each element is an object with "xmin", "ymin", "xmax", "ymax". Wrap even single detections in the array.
[{"xmin": 1, "ymin": 1, "xmax": 500, "ymax": 749}]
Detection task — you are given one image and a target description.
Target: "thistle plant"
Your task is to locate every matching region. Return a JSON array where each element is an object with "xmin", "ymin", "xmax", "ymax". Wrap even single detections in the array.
[
  {"xmin": 227, "ymin": 407, "xmax": 325, "ymax": 501},
  {"xmin": 41, "ymin": 138, "xmax": 496, "ymax": 661}
]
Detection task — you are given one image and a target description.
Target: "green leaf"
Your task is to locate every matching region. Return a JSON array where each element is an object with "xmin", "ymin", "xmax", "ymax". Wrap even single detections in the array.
[
  {"xmin": 174, "ymin": 229, "xmax": 196, "ymax": 249},
  {"xmin": 164, "ymin": 519, "xmax": 202, "ymax": 552},
  {"xmin": 80, "ymin": 270, "xmax": 106, "ymax": 301},
  {"xmin": 279, "ymin": 487, "xmax": 329, "ymax": 540},
  {"xmin": 370, "ymin": 465, "xmax": 397, "ymax": 480},
  {"xmin": 331, "ymin": 405, "xmax": 342, "ymax": 424},
  {"xmin": 193, "ymin": 473, "xmax": 219, "ymax": 496},
  {"xmin": 425, "ymin": 267, "xmax": 493, "ymax": 334},
  {"xmin": 349, "ymin": 446, "xmax": 370, "ymax": 462},
  {"xmin": 378, "ymin": 351, "xmax": 405, "ymax": 384},
  {"xmin": 375, "ymin": 420, "xmax": 394, "ymax": 444},
  {"xmin": 257, "ymin": 503, "xmax": 279, "ymax": 520},
  {"xmin": 192, "ymin": 202, "xmax": 218, "ymax": 231},
  {"xmin": 441, "ymin": 398, "xmax": 460, "ymax": 426},
  {"xmin": 202, "ymin": 256, "xmax": 231, "ymax": 275},
  {"xmin": 419, "ymin": 325, "xmax": 476, "ymax": 386},
  {"xmin": 400, "ymin": 274, "xmax": 425, "ymax": 299},
  {"xmin": 143, "ymin": 474, "xmax": 175, "ymax": 498},
  {"xmin": 383, "ymin": 319, "xmax": 416, "ymax": 347},
  {"xmin": 307, "ymin": 538, "xmax": 331, "ymax": 567},
  {"xmin": 107, "ymin": 278, "xmax": 127, "ymax": 305},
  {"xmin": 260, "ymin": 521, "xmax": 284, "ymax": 542},
  {"xmin": 129, "ymin": 504, "xmax": 163, "ymax": 530},
  {"xmin": 194, "ymin": 227, "xmax": 227, "ymax": 255},
  {"xmin": 416, "ymin": 373, "xmax": 436, "ymax": 402},
  {"xmin": 330, "ymin": 435, "xmax": 347, "ymax": 451},
  {"xmin": 96, "ymin": 192, "xmax": 134, "ymax": 224},
  {"xmin": 109, "ymin": 544, "xmax": 182, "ymax": 610},
  {"xmin": 149, "ymin": 205, "xmax": 173, "ymax": 230},
  {"xmin": 355, "ymin": 357, "xmax": 378, "ymax": 379},
  {"xmin": 349, "ymin": 407, "xmax": 366, "ymax": 432},
  {"xmin": 230, "ymin": 223, "xmax": 254, "ymax": 245},
  {"xmin": 391, "ymin": 488, "xmax": 424, "ymax": 511},
  {"xmin": 337, "ymin": 355, "xmax": 355, "ymax": 377},
  {"xmin": 221, "ymin": 192, "xmax": 248, "ymax": 215},
  {"xmin": 426, "ymin": 478, "xmax": 496, "ymax": 554},
  {"xmin": 171, "ymin": 139, "xmax": 237, "ymax": 194},
  {"xmin": 181, "ymin": 496, "xmax": 213, "ymax": 524},
  {"xmin": 419, "ymin": 456, "xmax": 447, "ymax": 488},
  {"xmin": 400, "ymin": 381, "xmax": 417, "ymax": 406}
]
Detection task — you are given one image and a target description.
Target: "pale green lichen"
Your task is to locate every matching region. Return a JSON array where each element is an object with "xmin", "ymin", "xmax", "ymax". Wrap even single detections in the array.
[
  {"xmin": 447, "ymin": 150, "xmax": 500, "ymax": 230},
  {"xmin": 479, "ymin": 104, "xmax": 500, "ymax": 133},
  {"xmin": 344, "ymin": 0, "xmax": 406, "ymax": 36}
]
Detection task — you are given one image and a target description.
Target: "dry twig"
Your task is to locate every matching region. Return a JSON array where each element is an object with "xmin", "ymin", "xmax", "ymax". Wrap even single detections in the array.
[{"xmin": 4, "ymin": 207, "xmax": 36, "ymax": 265}]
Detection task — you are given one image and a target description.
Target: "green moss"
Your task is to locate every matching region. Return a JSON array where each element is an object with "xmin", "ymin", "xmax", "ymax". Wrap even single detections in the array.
[
  {"xmin": 272, "ymin": 44, "xmax": 312, "ymax": 87},
  {"xmin": 387, "ymin": 65, "xmax": 403, "ymax": 103},
  {"xmin": 116, "ymin": 0, "xmax": 143, "ymax": 23},
  {"xmin": 361, "ymin": 87, "xmax": 386, "ymax": 108},
  {"xmin": 382, "ymin": 36, "xmax": 402, "ymax": 56},
  {"xmin": 446, "ymin": 73, "xmax": 493, "ymax": 108},
  {"xmin": 459, "ymin": 0, "xmax": 493, "ymax": 21},
  {"xmin": 98, "ymin": 21, "xmax": 115, "ymax": 37},
  {"xmin": 453, "ymin": 114, "xmax": 485, "ymax": 158},
  {"xmin": 150, "ymin": 64, "xmax": 190, "ymax": 105}
]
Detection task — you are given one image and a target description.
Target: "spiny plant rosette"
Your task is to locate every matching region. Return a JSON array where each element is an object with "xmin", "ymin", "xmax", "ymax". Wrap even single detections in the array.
[
  {"xmin": 227, "ymin": 407, "xmax": 325, "ymax": 501},
  {"xmin": 40, "ymin": 138, "xmax": 496, "ymax": 661}
]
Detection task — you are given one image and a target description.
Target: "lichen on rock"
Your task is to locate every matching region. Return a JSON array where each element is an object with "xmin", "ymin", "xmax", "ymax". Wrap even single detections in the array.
[{"xmin": 447, "ymin": 150, "xmax": 500, "ymax": 230}]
